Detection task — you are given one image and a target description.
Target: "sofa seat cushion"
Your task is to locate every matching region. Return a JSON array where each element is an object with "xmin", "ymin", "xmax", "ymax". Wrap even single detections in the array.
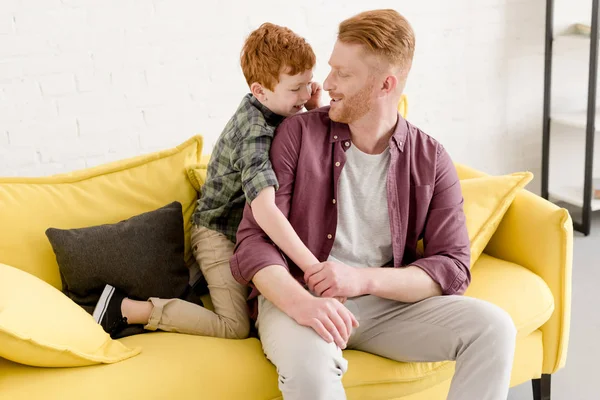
[
  {"xmin": 465, "ymin": 253, "xmax": 555, "ymax": 337},
  {"xmin": 0, "ymin": 333, "xmax": 281, "ymax": 400},
  {"xmin": 0, "ymin": 254, "xmax": 553, "ymax": 399},
  {"xmin": 0, "ymin": 331, "xmax": 543, "ymax": 400}
]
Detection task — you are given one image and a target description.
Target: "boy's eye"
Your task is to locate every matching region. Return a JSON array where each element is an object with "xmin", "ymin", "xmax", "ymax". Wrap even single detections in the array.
[{"xmin": 291, "ymin": 88, "xmax": 300, "ymax": 92}]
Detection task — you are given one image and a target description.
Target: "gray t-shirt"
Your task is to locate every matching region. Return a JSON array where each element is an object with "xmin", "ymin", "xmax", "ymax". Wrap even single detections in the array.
[{"xmin": 328, "ymin": 143, "xmax": 393, "ymax": 268}]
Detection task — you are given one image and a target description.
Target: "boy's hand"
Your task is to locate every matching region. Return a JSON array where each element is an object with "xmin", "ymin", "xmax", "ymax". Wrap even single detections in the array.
[{"xmin": 305, "ymin": 82, "xmax": 322, "ymax": 111}]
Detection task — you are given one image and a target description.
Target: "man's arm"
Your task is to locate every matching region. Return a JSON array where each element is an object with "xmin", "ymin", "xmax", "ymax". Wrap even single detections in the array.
[
  {"xmin": 407, "ymin": 145, "xmax": 471, "ymax": 296},
  {"xmin": 253, "ymin": 265, "xmax": 356, "ymax": 349}
]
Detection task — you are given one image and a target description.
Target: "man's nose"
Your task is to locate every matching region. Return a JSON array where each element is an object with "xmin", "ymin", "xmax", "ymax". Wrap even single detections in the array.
[{"xmin": 323, "ymin": 72, "xmax": 334, "ymax": 91}]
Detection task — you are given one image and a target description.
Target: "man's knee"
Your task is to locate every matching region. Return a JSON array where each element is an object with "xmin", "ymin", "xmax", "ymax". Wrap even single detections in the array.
[
  {"xmin": 470, "ymin": 300, "xmax": 517, "ymax": 358},
  {"xmin": 277, "ymin": 349, "xmax": 347, "ymax": 399}
]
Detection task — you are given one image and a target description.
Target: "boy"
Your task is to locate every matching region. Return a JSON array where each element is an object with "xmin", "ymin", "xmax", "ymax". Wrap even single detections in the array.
[{"xmin": 93, "ymin": 22, "xmax": 328, "ymax": 339}]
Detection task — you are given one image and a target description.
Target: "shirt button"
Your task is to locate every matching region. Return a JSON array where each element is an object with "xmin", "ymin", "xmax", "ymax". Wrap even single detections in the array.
[
  {"xmin": 345, "ymin": 142, "xmax": 350, "ymax": 147},
  {"xmin": 332, "ymin": 199, "xmax": 336, "ymax": 204},
  {"xmin": 335, "ymin": 161, "xmax": 341, "ymax": 167},
  {"xmin": 333, "ymin": 135, "xmax": 338, "ymax": 140},
  {"xmin": 327, "ymin": 234, "xmax": 333, "ymax": 239}
]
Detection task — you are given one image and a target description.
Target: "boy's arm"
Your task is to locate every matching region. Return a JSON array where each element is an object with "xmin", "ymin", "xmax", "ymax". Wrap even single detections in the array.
[
  {"xmin": 251, "ymin": 187, "xmax": 318, "ymax": 272},
  {"xmin": 230, "ymin": 119, "xmax": 301, "ymax": 286}
]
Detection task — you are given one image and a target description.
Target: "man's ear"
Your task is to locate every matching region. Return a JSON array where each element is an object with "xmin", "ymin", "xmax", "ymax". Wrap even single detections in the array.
[
  {"xmin": 251, "ymin": 82, "xmax": 267, "ymax": 101},
  {"xmin": 380, "ymin": 75, "xmax": 398, "ymax": 96}
]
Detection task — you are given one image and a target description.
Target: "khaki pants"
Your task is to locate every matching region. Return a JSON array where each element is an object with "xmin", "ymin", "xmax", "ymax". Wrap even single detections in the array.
[
  {"xmin": 144, "ymin": 225, "xmax": 250, "ymax": 339},
  {"xmin": 257, "ymin": 294, "xmax": 516, "ymax": 400}
]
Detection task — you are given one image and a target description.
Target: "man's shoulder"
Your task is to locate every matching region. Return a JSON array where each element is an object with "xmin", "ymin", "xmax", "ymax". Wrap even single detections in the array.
[
  {"xmin": 276, "ymin": 106, "xmax": 332, "ymax": 136},
  {"xmin": 403, "ymin": 119, "xmax": 445, "ymax": 157}
]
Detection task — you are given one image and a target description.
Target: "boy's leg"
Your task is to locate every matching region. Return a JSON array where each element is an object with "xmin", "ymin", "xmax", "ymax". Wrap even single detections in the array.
[
  {"xmin": 144, "ymin": 225, "xmax": 250, "ymax": 339},
  {"xmin": 348, "ymin": 295, "xmax": 516, "ymax": 400},
  {"xmin": 256, "ymin": 295, "xmax": 349, "ymax": 400}
]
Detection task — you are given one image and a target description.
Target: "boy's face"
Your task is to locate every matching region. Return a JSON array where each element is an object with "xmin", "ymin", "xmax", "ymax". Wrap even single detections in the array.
[{"xmin": 260, "ymin": 69, "xmax": 314, "ymax": 117}]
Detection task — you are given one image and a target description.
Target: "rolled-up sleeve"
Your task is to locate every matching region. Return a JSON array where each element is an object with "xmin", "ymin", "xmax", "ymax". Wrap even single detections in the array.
[
  {"xmin": 230, "ymin": 118, "xmax": 302, "ymax": 286},
  {"xmin": 231, "ymin": 124, "xmax": 279, "ymax": 204},
  {"xmin": 410, "ymin": 146, "xmax": 471, "ymax": 295}
]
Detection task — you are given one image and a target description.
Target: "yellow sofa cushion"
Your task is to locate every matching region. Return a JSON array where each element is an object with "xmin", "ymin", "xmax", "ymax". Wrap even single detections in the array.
[
  {"xmin": 0, "ymin": 263, "xmax": 140, "ymax": 367},
  {"xmin": 466, "ymin": 254, "xmax": 554, "ymax": 337},
  {"xmin": 0, "ymin": 136, "xmax": 203, "ymax": 289},
  {"xmin": 186, "ymin": 154, "xmax": 211, "ymax": 192},
  {"xmin": 460, "ymin": 172, "xmax": 533, "ymax": 266},
  {"xmin": 0, "ymin": 253, "xmax": 548, "ymax": 397}
]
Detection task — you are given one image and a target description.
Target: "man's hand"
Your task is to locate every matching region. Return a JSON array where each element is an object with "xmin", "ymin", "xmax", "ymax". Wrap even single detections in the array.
[
  {"xmin": 286, "ymin": 296, "xmax": 359, "ymax": 349},
  {"xmin": 305, "ymin": 261, "xmax": 365, "ymax": 299},
  {"xmin": 304, "ymin": 82, "xmax": 322, "ymax": 111}
]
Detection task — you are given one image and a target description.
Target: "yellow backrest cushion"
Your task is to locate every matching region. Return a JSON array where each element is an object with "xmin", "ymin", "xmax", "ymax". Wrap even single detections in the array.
[
  {"xmin": 0, "ymin": 136, "xmax": 203, "ymax": 288},
  {"xmin": 0, "ymin": 263, "xmax": 140, "ymax": 367},
  {"xmin": 461, "ymin": 172, "xmax": 533, "ymax": 266},
  {"xmin": 186, "ymin": 155, "xmax": 211, "ymax": 192},
  {"xmin": 416, "ymin": 172, "xmax": 533, "ymax": 266},
  {"xmin": 398, "ymin": 94, "xmax": 408, "ymax": 119}
]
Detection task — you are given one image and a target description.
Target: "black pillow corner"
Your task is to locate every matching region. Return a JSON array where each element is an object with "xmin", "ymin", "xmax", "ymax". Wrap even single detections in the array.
[{"xmin": 45, "ymin": 201, "xmax": 190, "ymax": 311}]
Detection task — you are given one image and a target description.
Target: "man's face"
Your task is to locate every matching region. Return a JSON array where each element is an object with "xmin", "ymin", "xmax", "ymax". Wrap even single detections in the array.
[
  {"xmin": 262, "ymin": 69, "xmax": 314, "ymax": 117},
  {"xmin": 323, "ymin": 41, "xmax": 376, "ymax": 124}
]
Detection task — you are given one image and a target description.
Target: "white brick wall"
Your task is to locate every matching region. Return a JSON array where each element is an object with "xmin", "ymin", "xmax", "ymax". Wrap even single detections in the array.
[{"xmin": 0, "ymin": 0, "xmax": 553, "ymax": 193}]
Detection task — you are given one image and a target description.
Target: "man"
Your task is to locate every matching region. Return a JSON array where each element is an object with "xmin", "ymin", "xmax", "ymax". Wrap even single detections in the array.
[{"xmin": 231, "ymin": 9, "xmax": 516, "ymax": 400}]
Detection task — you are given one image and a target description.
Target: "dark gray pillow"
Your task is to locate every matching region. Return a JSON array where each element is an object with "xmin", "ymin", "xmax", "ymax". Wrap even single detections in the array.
[{"xmin": 46, "ymin": 201, "xmax": 189, "ymax": 313}]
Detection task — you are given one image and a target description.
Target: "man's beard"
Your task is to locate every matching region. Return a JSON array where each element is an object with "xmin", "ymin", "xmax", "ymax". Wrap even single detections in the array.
[{"xmin": 329, "ymin": 82, "xmax": 374, "ymax": 124}]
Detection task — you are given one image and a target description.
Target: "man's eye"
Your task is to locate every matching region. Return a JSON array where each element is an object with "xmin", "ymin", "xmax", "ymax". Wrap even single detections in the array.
[{"xmin": 338, "ymin": 71, "xmax": 347, "ymax": 78}]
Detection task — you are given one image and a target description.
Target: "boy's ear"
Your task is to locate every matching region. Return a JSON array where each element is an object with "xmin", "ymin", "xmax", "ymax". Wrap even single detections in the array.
[{"xmin": 250, "ymin": 82, "xmax": 267, "ymax": 101}]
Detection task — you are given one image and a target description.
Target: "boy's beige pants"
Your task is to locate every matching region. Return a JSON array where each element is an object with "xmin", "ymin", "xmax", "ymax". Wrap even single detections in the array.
[{"xmin": 144, "ymin": 225, "xmax": 250, "ymax": 339}]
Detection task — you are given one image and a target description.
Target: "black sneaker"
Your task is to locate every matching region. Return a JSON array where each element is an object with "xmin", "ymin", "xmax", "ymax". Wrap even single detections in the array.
[{"xmin": 92, "ymin": 285, "xmax": 131, "ymax": 339}]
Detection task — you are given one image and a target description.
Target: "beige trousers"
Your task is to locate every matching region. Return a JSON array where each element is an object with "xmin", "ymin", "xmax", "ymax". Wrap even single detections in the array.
[
  {"xmin": 144, "ymin": 225, "xmax": 250, "ymax": 339},
  {"xmin": 256, "ymin": 293, "xmax": 516, "ymax": 400}
]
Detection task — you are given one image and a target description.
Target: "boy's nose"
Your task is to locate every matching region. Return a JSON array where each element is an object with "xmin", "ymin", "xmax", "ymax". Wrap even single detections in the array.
[{"xmin": 301, "ymin": 86, "xmax": 311, "ymax": 101}]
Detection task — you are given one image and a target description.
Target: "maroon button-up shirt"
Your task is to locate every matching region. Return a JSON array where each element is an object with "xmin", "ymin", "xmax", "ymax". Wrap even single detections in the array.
[{"xmin": 230, "ymin": 107, "xmax": 471, "ymax": 312}]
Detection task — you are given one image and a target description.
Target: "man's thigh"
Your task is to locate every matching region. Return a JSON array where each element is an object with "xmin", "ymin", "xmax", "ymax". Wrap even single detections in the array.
[
  {"xmin": 348, "ymin": 294, "xmax": 513, "ymax": 363},
  {"xmin": 256, "ymin": 295, "xmax": 347, "ymax": 370}
]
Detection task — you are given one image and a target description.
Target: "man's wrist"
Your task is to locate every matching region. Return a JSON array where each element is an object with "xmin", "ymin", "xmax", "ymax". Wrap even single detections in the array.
[
  {"xmin": 357, "ymin": 268, "xmax": 375, "ymax": 296},
  {"xmin": 279, "ymin": 282, "xmax": 313, "ymax": 314}
]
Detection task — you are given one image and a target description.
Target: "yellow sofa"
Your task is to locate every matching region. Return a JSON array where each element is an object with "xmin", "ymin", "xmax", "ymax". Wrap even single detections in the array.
[{"xmin": 0, "ymin": 132, "xmax": 572, "ymax": 399}]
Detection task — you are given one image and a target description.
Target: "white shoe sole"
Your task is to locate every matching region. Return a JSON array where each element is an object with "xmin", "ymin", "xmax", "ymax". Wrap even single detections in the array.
[{"xmin": 92, "ymin": 284, "xmax": 115, "ymax": 324}]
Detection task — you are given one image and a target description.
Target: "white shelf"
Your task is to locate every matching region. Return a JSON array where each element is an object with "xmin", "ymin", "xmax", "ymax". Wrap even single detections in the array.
[
  {"xmin": 549, "ymin": 185, "xmax": 600, "ymax": 211},
  {"xmin": 555, "ymin": 33, "xmax": 591, "ymax": 42},
  {"xmin": 551, "ymin": 110, "xmax": 600, "ymax": 130}
]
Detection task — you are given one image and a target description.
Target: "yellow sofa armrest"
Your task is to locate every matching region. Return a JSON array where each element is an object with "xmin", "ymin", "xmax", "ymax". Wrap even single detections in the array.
[
  {"xmin": 455, "ymin": 163, "xmax": 572, "ymax": 374},
  {"xmin": 487, "ymin": 189, "xmax": 572, "ymax": 374}
]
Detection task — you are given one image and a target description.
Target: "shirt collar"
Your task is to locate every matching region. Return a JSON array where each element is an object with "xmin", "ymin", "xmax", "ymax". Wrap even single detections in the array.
[
  {"xmin": 248, "ymin": 94, "xmax": 286, "ymax": 127},
  {"xmin": 329, "ymin": 111, "xmax": 408, "ymax": 152}
]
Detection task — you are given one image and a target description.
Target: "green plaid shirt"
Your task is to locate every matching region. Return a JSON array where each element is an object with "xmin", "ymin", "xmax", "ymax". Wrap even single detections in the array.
[{"xmin": 192, "ymin": 94, "xmax": 285, "ymax": 243}]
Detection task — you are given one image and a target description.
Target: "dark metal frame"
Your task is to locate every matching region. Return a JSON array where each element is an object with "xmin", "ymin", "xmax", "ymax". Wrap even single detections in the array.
[
  {"xmin": 532, "ymin": 374, "xmax": 551, "ymax": 400},
  {"xmin": 541, "ymin": 0, "xmax": 599, "ymax": 236}
]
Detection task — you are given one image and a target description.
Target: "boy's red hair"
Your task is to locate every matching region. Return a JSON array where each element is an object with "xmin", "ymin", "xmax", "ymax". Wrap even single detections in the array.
[{"xmin": 241, "ymin": 23, "xmax": 316, "ymax": 91}]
